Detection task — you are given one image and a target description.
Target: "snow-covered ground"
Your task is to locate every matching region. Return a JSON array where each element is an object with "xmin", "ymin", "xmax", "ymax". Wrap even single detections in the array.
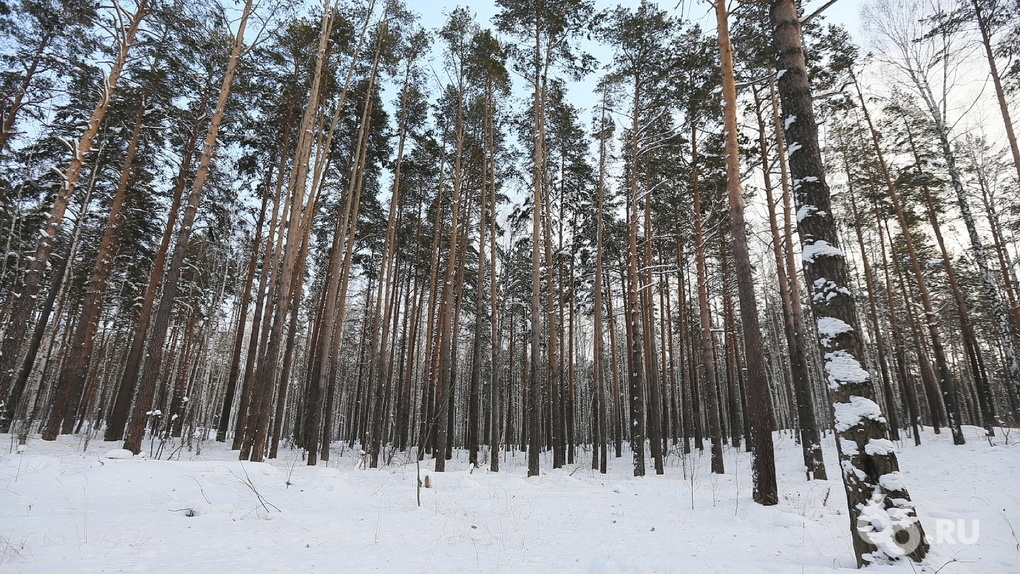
[{"xmin": 1, "ymin": 425, "xmax": 1017, "ymax": 573}]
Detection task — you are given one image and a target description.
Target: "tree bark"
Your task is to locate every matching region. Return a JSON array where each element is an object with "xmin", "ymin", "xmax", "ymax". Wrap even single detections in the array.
[
  {"xmin": 716, "ymin": 0, "xmax": 776, "ymax": 502},
  {"xmin": 771, "ymin": 0, "xmax": 927, "ymax": 562},
  {"xmin": 0, "ymin": 0, "xmax": 148, "ymax": 405},
  {"xmin": 123, "ymin": 0, "xmax": 252, "ymax": 454}
]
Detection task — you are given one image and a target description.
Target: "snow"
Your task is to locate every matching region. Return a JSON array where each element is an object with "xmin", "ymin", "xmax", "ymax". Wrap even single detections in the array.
[
  {"xmin": 811, "ymin": 278, "xmax": 851, "ymax": 303},
  {"xmin": 865, "ymin": 439, "xmax": 897, "ymax": 456},
  {"xmin": 791, "ymin": 176, "xmax": 819, "ymax": 192},
  {"xmin": 817, "ymin": 316, "xmax": 853, "ymax": 346},
  {"xmin": 879, "ymin": 471, "xmax": 907, "ymax": 491},
  {"xmin": 1, "ymin": 427, "xmax": 1018, "ymax": 572},
  {"xmin": 797, "ymin": 203, "xmax": 819, "ymax": 222},
  {"xmin": 104, "ymin": 448, "xmax": 133, "ymax": 459},
  {"xmin": 801, "ymin": 240, "xmax": 843, "ymax": 263},
  {"xmin": 823, "ymin": 350, "xmax": 872, "ymax": 389},
  {"xmin": 839, "ymin": 438, "xmax": 860, "ymax": 456},
  {"xmin": 833, "ymin": 395, "xmax": 886, "ymax": 431}
]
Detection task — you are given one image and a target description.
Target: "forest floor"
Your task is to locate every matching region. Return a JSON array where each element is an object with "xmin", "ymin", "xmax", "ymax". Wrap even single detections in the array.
[{"xmin": 0, "ymin": 425, "xmax": 1017, "ymax": 573}]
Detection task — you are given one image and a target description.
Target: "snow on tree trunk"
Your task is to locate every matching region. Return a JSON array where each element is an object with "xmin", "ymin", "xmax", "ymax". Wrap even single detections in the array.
[
  {"xmin": 0, "ymin": 0, "xmax": 148, "ymax": 410},
  {"xmin": 770, "ymin": 0, "xmax": 928, "ymax": 565}
]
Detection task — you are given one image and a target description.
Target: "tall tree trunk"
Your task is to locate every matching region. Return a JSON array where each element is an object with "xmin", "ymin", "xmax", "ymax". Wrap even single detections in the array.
[
  {"xmin": 972, "ymin": 0, "xmax": 1020, "ymax": 185},
  {"xmin": 842, "ymin": 163, "xmax": 901, "ymax": 442},
  {"xmin": 771, "ymin": 0, "xmax": 928, "ymax": 563},
  {"xmin": 527, "ymin": 22, "xmax": 545, "ymax": 478},
  {"xmin": 691, "ymin": 125, "xmax": 724, "ymax": 475},
  {"xmin": 624, "ymin": 114, "xmax": 646, "ymax": 478},
  {"xmin": 368, "ymin": 58, "xmax": 414, "ymax": 467},
  {"xmin": 123, "ymin": 0, "xmax": 252, "ymax": 454},
  {"xmin": 907, "ymin": 29, "xmax": 1020, "ymax": 412},
  {"xmin": 871, "ymin": 197, "xmax": 923, "ymax": 445},
  {"xmin": 0, "ymin": 194, "xmax": 85, "ymax": 434},
  {"xmin": 232, "ymin": 153, "xmax": 287, "ymax": 450},
  {"xmin": 912, "ymin": 149, "xmax": 994, "ymax": 435},
  {"xmin": 488, "ymin": 86, "xmax": 502, "ymax": 473},
  {"xmin": 754, "ymin": 81, "xmax": 826, "ymax": 479},
  {"xmin": 106, "ymin": 92, "xmax": 207, "ymax": 442},
  {"xmin": 716, "ymin": 0, "xmax": 776, "ymax": 503},
  {"xmin": 467, "ymin": 150, "xmax": 488, "ymax": 468},
  {"xmin": 216, "ymin": 173, "xmax": 271, "ymax": 442},
  {"xmin": 0, "ymin": 0, "xmax": 148, "ymax": 403},
  {"xmin": 592, "ymin": 95, "xmax": 609, "ymax": 474},
  {"xmin": 45, "ymin": 93, "xmax": 149, "ymax": 439},
  {"xmin": 433, "ymin": 91, "xmax": 467, "ymax": 473},
  {"xmin": 641, "ymin": 174, "xmax": 663, "ymax": 475},
  {"xmin": 851, "ymin": 73, "xmax": 964, "ymax": 445}
]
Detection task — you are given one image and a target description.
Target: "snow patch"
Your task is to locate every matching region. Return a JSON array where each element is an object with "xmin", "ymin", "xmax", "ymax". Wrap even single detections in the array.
[
  {"xmin": 811, "ymin": 278, "xmax": 851, "ymax": 303},
  {"xmin": 823, "ymin": 351, "xmax": 871, "ymax": 388},
  {"xmin": 105, "ymin": 449, "xmax": 134, "ymax": 460},
  {"xmin": 879, "ymin": 471, "xmax": 907, "ymax": 491},
  {"xmin": 864, "ymin": 439, "xmax": 896, "ymax": 456},
  {"xmin": 797, "ymin": 204, "xmax": 819, "ymax": 223},
  {"xmin": 842, "ymin": 459, "xmax": 866, "ymax": 480},
  {"xmin": 839, "ymin": 438, "xmax": 860, "ymax": 456},
  {"xmin": 833, "ymin": 395, "xmax": 885, "ymax": 431},
  {"xmin": 817, "ymin": 316, "xmax": 853, "ymax": 346},
  {"xmin": 791, "ymin": 176, "xmax": 819, "ymax": 192},
  {"xmin": 801, "ymin": 241, "xmax": 842, "ymax": 263}
]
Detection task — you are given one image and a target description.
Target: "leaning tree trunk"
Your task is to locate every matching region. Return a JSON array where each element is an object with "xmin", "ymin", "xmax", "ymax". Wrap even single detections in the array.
[
  {"xmin": 123, "ymin": 0, "xmax": 252, "ymax": 454},
  {"xmin": 0, "ymin": 189, "xmax": 88, "ymax": 435},
  {"xmin": 908, "ymin": 35, "xmax": 1020, "ymax": 413},
  {"xmin": 715, "ymin": 0, "xmax": 777, "ymax": 504},
  {"xmin": 851, "ymin": 73, "xmax": 965, "ymax": 445},
  {"xmin": 973, "ymin": 0, "xmax": 1020, "ymax": 187},
  {"xmin": 45, "ymin": 93, "xmax": 149, "ymax": 440},
  {"xmin": 0, "ymin": 29, "xmax": 53, "ymax": 155},
  {"xmin": 770, "ymin": 0, "xmax": 928, "ymax": 564},
  {"xmin": 841, "ymin": 160, "xmax": 902, "ymax": 442},
  {"xmin": 215, "ymin": 178, "xmax": 270, "ymax": 443},
  {"xmin": 905, "ymin": 123, "xmax": 995, "ymax": 435},
  {"xmin": 871, "ymin": 199, "xmax": 924, "ymax": 446},
  {"xmin": 0, "ymin": 0, "xmax": 148, "ymax": 404},
  {"xmin": 105, "ymin": 91, "xmax": 206, "ymax": 442},
  {"xmin": 753, "ymin": 80, "xmax": 827, "ymax": 479}
]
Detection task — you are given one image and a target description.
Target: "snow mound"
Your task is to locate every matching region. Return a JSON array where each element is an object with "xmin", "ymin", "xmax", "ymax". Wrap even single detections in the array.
[{"xmin": 104, "ymin": 448, "xmax": 134, "ymax": 459}]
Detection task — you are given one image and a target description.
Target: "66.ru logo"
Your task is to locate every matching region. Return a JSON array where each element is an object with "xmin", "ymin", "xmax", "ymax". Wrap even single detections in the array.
[{"xmin": 857, "ymin": 516, "xmax": 979, "ymax": 556}]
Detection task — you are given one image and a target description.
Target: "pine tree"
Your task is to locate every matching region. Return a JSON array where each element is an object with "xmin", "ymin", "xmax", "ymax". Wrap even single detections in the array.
[{"xmin": 770, "ymin": 0, "xmax": 928, "ymax": 564}]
